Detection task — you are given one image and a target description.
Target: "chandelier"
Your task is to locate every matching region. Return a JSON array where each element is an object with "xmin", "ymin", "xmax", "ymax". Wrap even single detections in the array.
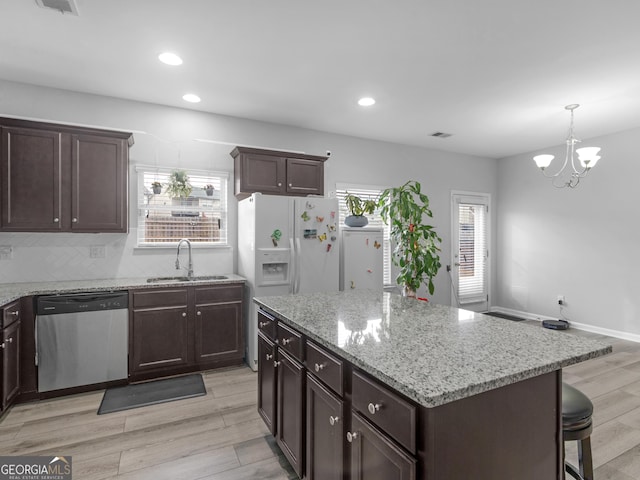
[{"xmin": 533, "ymin": 104, "xmax": 601, "ymax": 188}]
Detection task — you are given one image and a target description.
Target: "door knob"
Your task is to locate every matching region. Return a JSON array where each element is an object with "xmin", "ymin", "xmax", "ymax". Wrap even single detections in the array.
[{"xmin": 346, "ymin": 431, "xmax": 358, "ymax": 442}]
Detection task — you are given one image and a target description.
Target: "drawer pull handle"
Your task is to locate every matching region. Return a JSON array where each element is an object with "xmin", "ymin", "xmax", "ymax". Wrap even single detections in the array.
[
  {"xmin": 182, "ymin": 312, "xmax": 187, "ymax": 317},
  {"xmin": 281, "ymin": 337, "xmax": 293, "ymax": 345},
  {"xmin": 197, "ymin": 311, "xmax": 202, "ymax": 316},
  {"xmin": 329, "ymin": 415, "xmax": 340, "ymax": 426},
  {"xmin": 259, "ymin": 321, "xmax": 269, "ymax": 328},
  {"xmin": 7, "ymin": 337, "xmax": 12, "ymax": 343},
  {"xmin": 266, "ymin": 353, "xmax": 273, "ymax": 361},
  {"xmin": 314, "ymin": 363, "xmax": 325, "ymax": 372},
  {"xmin": 53, "ymin": 218, "xmax": 59, "ymax": 223},
  {"xmin": 346, "ymin": 431, "xmax": 358, "ymax": 443},
  {"xmin": 367, "ymin": 402, "xmax": 382, "ymax": 415},
  {"xmin": 9, "ymin": 311, "xmax": 19, "ymax": 316},
  {"xmin": 274, "ymin": 361, "xmax": 281, "ymax": 368},
  {"xmin": 0, "ymin": 342, "xmax": 4, "ymax": 349}
]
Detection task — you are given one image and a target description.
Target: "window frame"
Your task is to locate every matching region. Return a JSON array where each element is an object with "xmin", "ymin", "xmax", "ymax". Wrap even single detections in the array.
[{"xmin": 135, "ymin": 165, "xmax": 229, "ymax": 248}]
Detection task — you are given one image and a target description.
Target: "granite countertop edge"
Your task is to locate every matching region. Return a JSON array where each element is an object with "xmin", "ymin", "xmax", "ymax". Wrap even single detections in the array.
[
  {"xmin": 255, "ymin": 299, "xmax": 613, "ymax": 408},
  {"xmin": 0, "ymin": 274, "xmax": 246, "ymax": 305}
]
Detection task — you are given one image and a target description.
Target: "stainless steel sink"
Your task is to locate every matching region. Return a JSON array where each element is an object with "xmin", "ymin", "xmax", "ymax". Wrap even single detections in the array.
[{"xmin": 146, "ymin": 275, "xmax": 228, "ymax": 283}]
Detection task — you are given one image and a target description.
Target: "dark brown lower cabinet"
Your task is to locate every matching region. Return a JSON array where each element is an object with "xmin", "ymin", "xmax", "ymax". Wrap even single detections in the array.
[
  {"xmin": 257, "ymin": 332, "xmax": 277, "ymax": 434},
  {"xmin": 131, "ymin": 307, "xmax": 190, "ymax": 372},
  {"xmin": 306, "ymin": 374, "xmax": 344, "ymax": 480},
  {"xmin": 276, "ymin": 349, "xmax": 305, "ymax": 477},
  {"xmin": 349, "ymin": 412, "xmax": 416, "ymax": 480},
  {"xmin": 2, "ymin": 320, "xmax": 21, "ymax": 410},
  {"xmin": 194, "ymin": 302, "xmax": 242, "ymax": 363}
]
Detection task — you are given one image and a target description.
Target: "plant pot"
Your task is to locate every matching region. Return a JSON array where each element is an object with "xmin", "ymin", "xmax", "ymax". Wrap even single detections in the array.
[
  {"xmin": 205, "ymin": 188, "xmax": 214, "ymax": 196},
  {"xmin": 345, "ymin": 215, "xmax": 368, "ymax": 227},
  {"xmin": 152, "ymin": 186, "xmax": 162, "ymax": 194},
  {"xmin": 402, "ymin": 285, "xmax": 417, "ymax": 298}
]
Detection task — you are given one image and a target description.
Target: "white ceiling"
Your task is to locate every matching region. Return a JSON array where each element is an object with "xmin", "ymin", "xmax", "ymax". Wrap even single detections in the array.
[{"xmin": 2, "ymin": 0, "xmax": 640, "ymax": 159}]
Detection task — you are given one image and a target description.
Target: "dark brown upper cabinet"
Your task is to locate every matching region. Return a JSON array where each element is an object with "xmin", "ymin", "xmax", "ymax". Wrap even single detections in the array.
[
  {"xmin": 0, "ymin": 118, "xmax": 133, "ymax": 233},
  {"xmin": 230, "ymin": 146, "xmax": 326, "ymax": 200}
]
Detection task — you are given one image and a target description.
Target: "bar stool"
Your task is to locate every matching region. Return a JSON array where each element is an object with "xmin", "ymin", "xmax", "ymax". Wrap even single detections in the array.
[{"xmin": 562, "ymin": 382, "xmax": 594, "ymax": 480}]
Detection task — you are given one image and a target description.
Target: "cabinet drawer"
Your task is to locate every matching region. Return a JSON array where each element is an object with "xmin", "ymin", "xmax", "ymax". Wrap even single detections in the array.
[
  {"xmin": 352, "ymin": 370, "xmax": 416, "ymax": 454},
  {"xmin": 132, "ymin": 288, "xmax": 188, "ymax": 309},
  {"xmin": 306, "ymin": 341, "xmax": 343, "ymax": 396},
  {"xmin": 277, "ymin": 322, "xmax": 303, "ymax": 362},
  {"xmin": 258, "ymin": 310, "xmax": 277, "ymax": 341},
  {"xmin": 1, "ymin": 300, "xmax": 21, "ymax": 328},
  {"xmin": 194, "ymin": 284, "xmax": 243, "ymax": 304}
]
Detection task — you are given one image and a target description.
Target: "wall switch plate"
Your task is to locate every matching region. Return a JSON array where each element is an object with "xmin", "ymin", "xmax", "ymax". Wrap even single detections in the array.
[
  {"xmin": 90, "ymin": 245, "xmax": 106, "ymax": 258},
  {"xmin": 0, "ymin": 245, "xmax": 13, "ymax": 260}
]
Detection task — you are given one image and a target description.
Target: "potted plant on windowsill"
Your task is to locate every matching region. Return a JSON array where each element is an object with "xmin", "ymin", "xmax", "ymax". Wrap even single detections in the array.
[
  {"xmin": 167, "ymin": 169, "xmax": 197, "ymax": 217},
  {"xmin": 344, "ymin": 193, "xmax": 377, "ymax": 227},
  {"xmin": 151, "ymin": 181, "xmax": 163, "ymax": 194},
  {"xmin": 204, "ymin": 184, "xmax": 214, "ymax": 196},
  {"xmin": 378, "ymin": 180, "xmax": 442, "ymax": 298}
]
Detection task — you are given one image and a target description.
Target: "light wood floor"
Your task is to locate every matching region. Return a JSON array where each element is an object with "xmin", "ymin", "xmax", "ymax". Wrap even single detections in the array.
[{"xmin": 0, "ymin": 325, "xmax": 639, "ymax": 479}]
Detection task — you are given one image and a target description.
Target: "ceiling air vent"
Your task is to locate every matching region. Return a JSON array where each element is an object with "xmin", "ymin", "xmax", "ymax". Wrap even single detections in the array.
[
  {"xmin": 35, "ymin": 0, "xmax": 79, "ymax": 15},
  {"xmin": 430, "ymin": 132, "xmax": 453, "ymax": 139}
]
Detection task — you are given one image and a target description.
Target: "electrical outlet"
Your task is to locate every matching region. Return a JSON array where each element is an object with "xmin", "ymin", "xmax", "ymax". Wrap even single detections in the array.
[
  {"xmin": 90, "ymin": 245, "xmax": 106, "ymax": 258},
  {"xmin": 0, "ymin": 245, "xmax": 13, "ymax": 260},
  {"xmin": 557, "ymin": 295, "xmax": 565, "ymax": 305}
]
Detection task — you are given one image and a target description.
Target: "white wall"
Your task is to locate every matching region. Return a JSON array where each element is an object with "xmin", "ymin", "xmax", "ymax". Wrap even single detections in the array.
[
  {"xmin": 0, "ymin": 80, "xmax": 497, "ymax": 306},
  {"xmin": 496, "ymin": 126, "xmax": 640, "ymax": 337}
]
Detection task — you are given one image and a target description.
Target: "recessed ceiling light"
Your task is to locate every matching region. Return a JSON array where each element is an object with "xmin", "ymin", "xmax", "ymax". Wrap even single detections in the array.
[
  {"xmin": 158, "ymin": 52, "xmax": 183, "ymax": 66},
  {"xmin": 182, "ymin": 93, "xmax": 201, "ymax": 103},
  {"xmin": 358, "ymin": 97, "xmax": 376, "ymax": 107}
]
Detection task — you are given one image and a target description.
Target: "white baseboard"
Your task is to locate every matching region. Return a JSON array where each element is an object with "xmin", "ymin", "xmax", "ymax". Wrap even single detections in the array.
[{"xmin": 489, "ymin": 306, "xmax": 640, "ymax": 343}]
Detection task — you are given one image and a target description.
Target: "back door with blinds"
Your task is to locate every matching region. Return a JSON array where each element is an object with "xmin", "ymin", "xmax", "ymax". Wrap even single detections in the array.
[{"xmin": 452, "ymin": 193, "xmax": 489, "ymax": 311}]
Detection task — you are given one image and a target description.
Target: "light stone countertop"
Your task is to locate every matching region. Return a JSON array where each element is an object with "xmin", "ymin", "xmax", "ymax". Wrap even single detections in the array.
[
  {"xmin": 0, "ymin": 274, "xmax": 246, "ymax": 305},
  {"xmin": 254, "ymin": 290, "xmax": 612, "ymax": 408}
]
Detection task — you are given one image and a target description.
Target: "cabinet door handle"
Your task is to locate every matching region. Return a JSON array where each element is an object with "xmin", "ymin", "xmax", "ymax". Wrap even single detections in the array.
[
  {"xmin": 367, "ymin": 403, "xmax": 382, "ymax": 415},
  {"xmin": 182, "ymin": 312, "xmax": 187, "ymax": 317},
  {"xmin": 281, "ymin": 337, "xmax": 292, "ymax": 345},
  {"xmin": 273, "ymin": 361, "xmax": 281, "ymax": 368},
  {"xmin": 197, "ymin": 311, "xmax": 202, "ymax": 316},
  {"xmin": 266, "ymin": 353, "xmax": 273, "ymax": 361},
  {"xmin": 0, "ymin": 342, "xmax": 4, "ymax": 349},
  {"xmin": 7, "ymin": 337, "xmax": 12, "ymax": 343},
  {"xmin": 346, "ymin": 431, "xmax": 358, "ymax": 442},
  {"xmin": 53, "ymin": 218, "xmax": 59, "ymax": 223},
  {"xmin": 288, "ymin": 183, "xmax": 292, "ymax": 187},
  {"xmin": 277, "ymin": 182, "xmax": 282, "ymax": 187},
  {"xmin": 259, "ymin": 321, "xmax": 269, "ymax": 328},
  {"xmin": 314, "ymin": 363, "xmax": 325, "ymax": 372},
  {"xmin": 72, "ymin": 217, "xmax": 78, "ymax": 223},
  {"xmin": 329, "ymin": 415, "xmax": 340, "ymax": 426},
  {"xmin": 9, "ymin": 310, "xmax": 19, "ymax": 316}
]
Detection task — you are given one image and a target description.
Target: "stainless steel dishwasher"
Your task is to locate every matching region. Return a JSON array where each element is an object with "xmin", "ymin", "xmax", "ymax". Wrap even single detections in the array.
[{"xmin": 36, "ymin": 291, "xmax": 129, "ymax": 392}]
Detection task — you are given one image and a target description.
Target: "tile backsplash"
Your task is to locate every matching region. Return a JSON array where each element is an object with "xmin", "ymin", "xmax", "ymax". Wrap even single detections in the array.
[{"xmin": 0, "ymin": 233, "xmax": 233, "ymax": 283}]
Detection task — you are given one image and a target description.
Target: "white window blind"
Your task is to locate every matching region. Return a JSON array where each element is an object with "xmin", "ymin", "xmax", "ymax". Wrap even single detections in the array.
[
  {"xmin": 136, "ymin": 167, "xmax": 228, "ymax": 246},
  {"xmin": 457, "ymin": 202, "xmax": 487, "ymax": 303},
  {"xmin": 335, "ymin": 183, "xmax": 391, "ymax": 285}
]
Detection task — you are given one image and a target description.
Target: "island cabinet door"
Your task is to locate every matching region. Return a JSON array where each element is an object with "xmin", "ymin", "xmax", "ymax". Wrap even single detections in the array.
[
  {"xmin": 276, "ymin": 349, "xmax": 305, "ymax": 478},
  {"xmin": 257, "ymin": 332, "xmax": 277, "ymax": 434},
  {"xmin": 348, "ymin": 412, "xmax": 416, "ymax": 480},
  {"xmin": 306, "ymin": 374, "xmax": 344, "ymax": 480}
]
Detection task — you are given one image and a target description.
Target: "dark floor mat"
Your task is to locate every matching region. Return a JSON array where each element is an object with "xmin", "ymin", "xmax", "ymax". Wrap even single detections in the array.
[
  {"xmin": 485, "ymin": 311, "xmax": 526, "ymax": 322},
  {"xmin": 98, "ymin": 373, "xmax": 206, "ymax": 415}
]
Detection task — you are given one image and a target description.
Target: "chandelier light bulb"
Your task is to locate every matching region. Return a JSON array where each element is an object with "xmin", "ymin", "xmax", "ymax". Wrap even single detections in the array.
[{"xmin": 533, "ymin": 154, "xmax": 554, "ymax": 169}]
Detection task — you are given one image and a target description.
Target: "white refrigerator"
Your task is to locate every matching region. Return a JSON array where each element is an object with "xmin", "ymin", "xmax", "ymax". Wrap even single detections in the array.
[
  {"xmin": 238, "ymin": 193, "xmax": 340, "ymax": 370},
  {"xmin": 340, "ymin": 228, "xmax": 384, "ymax": 291}
]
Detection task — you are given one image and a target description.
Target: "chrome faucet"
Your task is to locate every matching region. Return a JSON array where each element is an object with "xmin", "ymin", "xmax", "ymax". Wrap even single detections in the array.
[{"xmin": 176, "ymin": 238, "xmax": 194, "ymax": 279}]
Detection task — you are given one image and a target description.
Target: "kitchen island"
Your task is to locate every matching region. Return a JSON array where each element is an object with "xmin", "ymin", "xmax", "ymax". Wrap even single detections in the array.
[{"xmin": 254, "ymin": 290, "xmax": 611, "ymax": 480}]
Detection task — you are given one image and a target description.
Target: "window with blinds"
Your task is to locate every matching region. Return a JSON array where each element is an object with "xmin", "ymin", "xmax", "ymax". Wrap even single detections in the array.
[
  {"xmin": 335, "ymin": 184, "xmax": 391, "ymax": 285},
  {"xmin": 136, "ymin": 167, "xmax": 228, "ymax": 246},
  {"xmin": 457, "ymin": 202, "xmax": 487, "ymax": 304}
]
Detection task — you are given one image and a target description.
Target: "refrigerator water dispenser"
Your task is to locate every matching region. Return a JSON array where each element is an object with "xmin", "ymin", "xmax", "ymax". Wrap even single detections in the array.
[{"xmin": 256, "ymin": 248, "xmax": 291, "ymax": 286}]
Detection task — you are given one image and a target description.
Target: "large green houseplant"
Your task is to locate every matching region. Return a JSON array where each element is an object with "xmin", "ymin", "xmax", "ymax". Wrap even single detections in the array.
[
  {"xmin": 378, "ymin": 180, "xmax": 442, "ymax": 297},
  {"xmin": 166, "ymin": 169, "xmax": 192, "ymax": 199}
]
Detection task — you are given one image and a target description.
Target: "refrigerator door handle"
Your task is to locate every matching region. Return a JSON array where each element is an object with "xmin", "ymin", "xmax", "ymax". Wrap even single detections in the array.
[
  {"xmin": 289, "ymin": 237, "xmax": 296, "ymax": 294},
  {"xmin": 295, "ymin": 237, "xmax": 302, "ymax": 294}
]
